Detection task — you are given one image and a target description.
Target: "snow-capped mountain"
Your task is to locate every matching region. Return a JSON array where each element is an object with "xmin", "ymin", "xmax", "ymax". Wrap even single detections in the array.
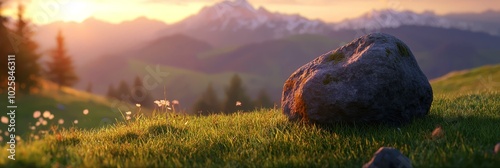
[
  {"xmin": 195, "ymin": 0, "xmax": 328, "ymax": 34},
  {"xmin": 159, "ymin": 0, "xmax": 331, "ymax": 46},
  {"xmin": 331, "ymin": 9, "xmax": 490, "ymax": 34}
]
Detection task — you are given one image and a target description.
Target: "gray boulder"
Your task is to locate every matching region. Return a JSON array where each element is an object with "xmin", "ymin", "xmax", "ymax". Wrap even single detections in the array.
[
  {"xmin": 363, "ymin": 147, "xmax": 412, "ymax": 168},
  {"xmin": 282, "ymin": 33, "xmax": 432, "ymax": 125}
]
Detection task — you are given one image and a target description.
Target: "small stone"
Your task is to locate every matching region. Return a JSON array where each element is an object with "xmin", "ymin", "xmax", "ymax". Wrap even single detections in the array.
[
  {"xmin": 431, "ymin": 125, "xmax": 444, "ymax": 139},
  {"xmin": 494, "ymin": 143, "xmax": 500, "ymax": 154},
  {"xmin": 363, "ymin": 147, "xmax": 412, "ymax": 168}
]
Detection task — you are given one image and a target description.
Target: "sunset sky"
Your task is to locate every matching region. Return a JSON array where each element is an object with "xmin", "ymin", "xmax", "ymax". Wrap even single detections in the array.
[{"xmin": 2, "ymin": 0, "xmax": 500, "ymax": 25}]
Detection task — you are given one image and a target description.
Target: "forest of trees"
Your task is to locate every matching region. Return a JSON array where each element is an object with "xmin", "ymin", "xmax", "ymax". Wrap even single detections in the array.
[
  {"xmin": 106, "ymin": 74, "xmax": 273, "ymax": 113},
  {"xmin": 193, "ymin": 74, "xmax": 274, "ymax": 115},
  {"xmin": 107, "ymin": 76, "xmax": 155, "ymax": 108}
]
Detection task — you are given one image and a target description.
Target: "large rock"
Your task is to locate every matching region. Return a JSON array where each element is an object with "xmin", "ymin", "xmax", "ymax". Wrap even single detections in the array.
[
  {"xmin": 281, "ymin": 33, "xmax": 432, "ymax": 125},
  {"xmin": 363, "ymin": 147, "xmax": 412, "ymax": 168}
]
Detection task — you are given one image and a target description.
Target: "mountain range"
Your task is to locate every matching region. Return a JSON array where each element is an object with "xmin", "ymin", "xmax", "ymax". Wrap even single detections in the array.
[
  {"xmin": 31, "ymin": 0, "xmax": 500, "ymax": 110},
  {"xmin": 158, "ymin": 0, "xmax": 332, "ymax": 46},
  {"xmin": 331, "ymin": 9, "xmax": 500, "ymax": 36}
]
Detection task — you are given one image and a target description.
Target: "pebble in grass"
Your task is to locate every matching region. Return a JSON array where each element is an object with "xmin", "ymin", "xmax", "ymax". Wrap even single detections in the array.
[
  {"xmin": 363, "ymin": 147, "xmax": 412, "ymax": 168},
  {"xmin": 495, "ymin": 143, "xmax": 500, "ymax": 154},
  {"xmin": 431, "ymin": 125, "xmax": 444, "ymax": 140}
]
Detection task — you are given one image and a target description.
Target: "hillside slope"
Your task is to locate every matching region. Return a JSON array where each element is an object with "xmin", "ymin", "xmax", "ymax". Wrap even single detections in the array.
[
  {"xmin": 1, "ymin": 92, "xmax": 499, "ymax": 167},
  {"xmin": 431, "ymin": 64, "xmax": 500, "ymax": 95},
  {"xmin": 0, "ymin": 80, "xmax": 123, "ymax": 140}
]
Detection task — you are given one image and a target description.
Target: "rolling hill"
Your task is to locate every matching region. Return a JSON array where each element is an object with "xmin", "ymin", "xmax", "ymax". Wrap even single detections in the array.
[
  {"xmin": 431, "ymin": 64, "xmax": 500, "ymax": 95},
  {"xmin": 0, "ymin": 79, "xmax": 123, "ymax": 141}
]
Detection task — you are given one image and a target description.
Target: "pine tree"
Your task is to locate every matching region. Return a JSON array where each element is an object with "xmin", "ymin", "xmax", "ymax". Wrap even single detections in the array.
[
  {"xmin": 132, "ymin": 76, "xmax": 154, "ymax": 108},
  {"xmin": 86, "ymin": 82, "xmax": 92, "ymax": 93},
  {"xmin": 0, "ymin": 1, "xmax": 14, "ymax": 93},
  {"xmin": 254, "ymin": 88, "xmax": 273, "ymax": 109},
  {"xmin": 223, "ymin": 74, "xmax": 253, "ymax": 113},
  {"xmin": 193, "ymin": 83, "xmax": 221, "ymax": 115},
  {"xmin": 106, "ymin": 84, "xmax": 117, "ymax": 99},
  {"xmin": 47, "ymin": 30, "xmax": 78, "ymax": 89},
  {"xmin": 13, "ymin": 4, "xmax": 42, "ymax": 93},
  {"xmin": 117, "ymin": 80, "xmax": 131, "ymax": 100}
]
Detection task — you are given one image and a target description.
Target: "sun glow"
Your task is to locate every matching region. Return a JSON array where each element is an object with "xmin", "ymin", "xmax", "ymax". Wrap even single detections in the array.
[{"xmin": 60, "ymin": 1, "xmax": 93, "ymax": 22}]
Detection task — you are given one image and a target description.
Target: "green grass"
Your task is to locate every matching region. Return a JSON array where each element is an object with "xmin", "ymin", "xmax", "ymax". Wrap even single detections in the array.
[
  {"xmin": 431, "ymin": 64, "xmax": 500, "ymax": 95},
  {"xmin": 1, "ymin": 91, "xmax": 499, "ymax": 167},
  {"xmin": 1, "ymin": 65, "xmax": 498, "ymax": 167},
  {"xmin": 0, "ymin": 80, "xmax": 122, "ymax": 139}
]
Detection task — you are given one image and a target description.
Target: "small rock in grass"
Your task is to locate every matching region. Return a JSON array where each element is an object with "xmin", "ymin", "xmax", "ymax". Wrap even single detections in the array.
[
  {"xmin": 431, "ymin": 125, "xmax": 444, "ymax": 139},
  {"xmin": 363, "ymin": 147, "xmax": 412, "ymax": 168},
  {"xmin": 495, "ymin": 143, "xmax": 500, "ymax": 154}
]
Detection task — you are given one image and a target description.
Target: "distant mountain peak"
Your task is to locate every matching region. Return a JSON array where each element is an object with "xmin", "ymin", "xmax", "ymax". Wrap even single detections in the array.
[
  {"xmin": 332, "ymin": 9, "xmax": 477, "ymax": 31},
  {"xmin": 163, "ymin": 0, "xmax": 331, "ymax": 44}
]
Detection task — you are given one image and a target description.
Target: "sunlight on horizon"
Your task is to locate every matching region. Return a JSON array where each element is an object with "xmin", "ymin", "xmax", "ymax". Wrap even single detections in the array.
[
  {"xmin": 59, "ymin": 1, "xmax": 93, "ymax": 23},
  {"xmin": 1, "ymin": 0, "xmax": 500, "ymax": 25}
]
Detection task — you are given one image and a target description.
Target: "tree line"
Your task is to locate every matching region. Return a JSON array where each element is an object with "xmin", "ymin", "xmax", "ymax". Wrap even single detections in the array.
[
  {"xmin": 106, "ymin": 76, "xmax": 154, "ymax": 109},
  {"xmin": 104, "ymin": 74, "xmax": 274, "ymax": 113},
  {"xmin": 193, "ymin": 74, "xmax": 274, "ymax": 115},
  {"xmin": 0, "ymin": 2, "xmax": 78, "ymax": 94}
]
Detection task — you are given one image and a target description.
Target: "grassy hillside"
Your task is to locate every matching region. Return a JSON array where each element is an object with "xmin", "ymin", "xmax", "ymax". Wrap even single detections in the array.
[
  {"xmin": 431, "ymin": 64, "xmax": 500, "ymax": 95},
  {"xmin": 1, "ymin": 91, "xmax": 499, "ymax": 167},
  {"xmin": 0, "ymin": 80, "xmax": 122, "ymax": 140},
  {"xmin": 1, "ymin": 65, "xmax": 499, "ymax": 167}
]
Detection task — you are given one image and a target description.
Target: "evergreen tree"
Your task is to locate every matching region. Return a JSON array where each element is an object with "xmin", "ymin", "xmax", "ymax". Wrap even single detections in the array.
[
  {"xmin": 132, "ymin": 76, "xmax": 154, "ymax": 108},
  {"xmin": 254, "ymin": 88, "xmax": 273, "ymax": 109},
  {"xmin": 117, "ymin": 80, "xmax": 131, "ymax": 100},
  {"xmin": 223, "ymin": 74, "xmax": 253, "ymax": 113},
  {"xmin": 47, "ymin": 30, "xmax": 78, "ymax": 89},
  {"xmin": 14, "ymin": 4, "xmax": 42, "ymax": 93},
  {"xmin": 0, "ymin": 1, "xmax": 14, "ymax": 93},
  {"xmin": 193, "ymin": 83, "xmax": 221, "ymax": 115},
  {"xmin": 86, "ymin": 82, "xmax": 92, "ymax": 93},
  {"xmin": 106, "ymin": 84, "xmax": 117, "ymax": 99}
]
